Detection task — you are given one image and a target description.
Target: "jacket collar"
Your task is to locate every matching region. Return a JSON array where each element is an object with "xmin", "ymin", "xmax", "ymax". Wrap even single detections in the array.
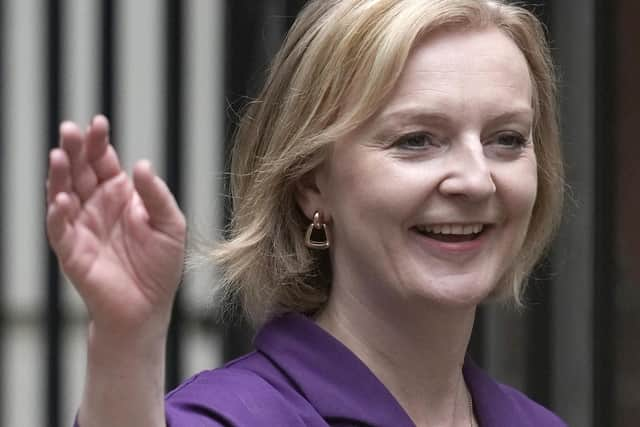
[{"xmin": 255, "ymin": 312, "xmax": 530, "ymax": 427}]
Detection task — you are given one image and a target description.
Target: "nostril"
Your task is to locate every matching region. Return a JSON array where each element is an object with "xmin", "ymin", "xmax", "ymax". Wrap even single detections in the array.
[{"xmin": 439, "ymin": 173, "xmax": 496, "ymax": 199}]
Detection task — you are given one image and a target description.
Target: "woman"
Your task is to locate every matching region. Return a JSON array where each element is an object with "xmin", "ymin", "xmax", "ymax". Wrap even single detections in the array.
[{"xmin": 47, "ymin": 0, "xmax": 566, "ymax": 426}]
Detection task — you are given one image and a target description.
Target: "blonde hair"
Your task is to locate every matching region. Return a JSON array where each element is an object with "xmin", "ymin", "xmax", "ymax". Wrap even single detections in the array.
[{"xmin": 210, "ymin": 0, "xmax": 564, "ymax": 325}]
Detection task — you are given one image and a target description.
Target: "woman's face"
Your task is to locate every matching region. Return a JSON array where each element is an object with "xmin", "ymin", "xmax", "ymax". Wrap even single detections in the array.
[{"xmin": 308, "ymin": 27, "xmax": 537, "ymax": 310}]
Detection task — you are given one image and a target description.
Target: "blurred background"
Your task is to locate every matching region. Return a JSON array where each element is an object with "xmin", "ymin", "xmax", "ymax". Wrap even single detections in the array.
[{"xmin": 0, "ymin": 0, "xmax": 637, "ymax": 425}]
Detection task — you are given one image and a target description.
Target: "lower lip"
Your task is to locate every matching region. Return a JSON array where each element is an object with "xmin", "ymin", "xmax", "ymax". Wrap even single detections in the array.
[{"xmin": 411, "ymin": 227, "xmax": 490, "ymax": 254}]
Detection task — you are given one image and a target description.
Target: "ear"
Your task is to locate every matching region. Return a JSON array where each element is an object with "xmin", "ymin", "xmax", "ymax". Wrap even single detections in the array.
[{"xmin": 295, "ymin": 167, "xmax": 330, "ymax": 223}]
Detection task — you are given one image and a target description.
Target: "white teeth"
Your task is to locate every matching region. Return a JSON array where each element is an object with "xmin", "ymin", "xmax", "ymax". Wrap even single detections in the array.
[{"xmin": 418, "ymin": 224, "xmax": 485, "ymax": 235}]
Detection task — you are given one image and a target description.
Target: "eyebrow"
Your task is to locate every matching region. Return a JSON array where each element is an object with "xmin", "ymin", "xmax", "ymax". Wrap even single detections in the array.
[{"xmin": 377, "ymin": 107, "xmax": 534, "ymax": 127}]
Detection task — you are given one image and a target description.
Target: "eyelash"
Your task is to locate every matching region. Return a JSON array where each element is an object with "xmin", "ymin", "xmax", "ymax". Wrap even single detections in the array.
[
  {"xmin": 392, "ymin": 132, "xmax": 440, "ymax": 150},
  {"xmin": 390, "ymin": 131, "xmax": 530, "ymax": 152},
  {"xmin": 489, "ymin": 132, "xmax": 529, "ymax": 149}
]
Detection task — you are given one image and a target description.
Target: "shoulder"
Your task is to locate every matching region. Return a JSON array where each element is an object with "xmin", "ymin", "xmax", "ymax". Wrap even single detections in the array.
[
  {"xmin": 164, "ymin": 352, "xmax": 318, "ymax": 427},
  {"xmin": 496, "ymin": 383, "xmax": 568, "ymax": 427}
]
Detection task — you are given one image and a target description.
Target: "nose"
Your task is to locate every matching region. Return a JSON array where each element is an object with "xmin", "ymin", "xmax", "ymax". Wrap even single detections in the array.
[{"xmin": 438, "ymin": 139, "xmax": 496, "ymax": 200}]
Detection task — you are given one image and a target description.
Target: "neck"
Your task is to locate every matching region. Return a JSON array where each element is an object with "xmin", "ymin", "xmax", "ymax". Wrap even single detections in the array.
[{"xmin": 315, "ymin": 286, "xmax": 476, "ymax": 426}]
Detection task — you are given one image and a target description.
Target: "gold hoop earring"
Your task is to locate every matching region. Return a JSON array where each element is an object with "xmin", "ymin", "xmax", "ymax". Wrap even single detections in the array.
[{"xmin": 305, "ymin": 211, "xmax": 330, "ymax": 250}]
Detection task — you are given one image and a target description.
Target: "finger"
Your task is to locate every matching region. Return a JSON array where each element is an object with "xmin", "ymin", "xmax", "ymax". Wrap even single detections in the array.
[
  {"xmin": 88, "ymin": 171, "xmax": 133, "ymax": 232},
  {"xmin": 132, "ymin": 160, "xmax": 185, "ymax": 238},
  {"xmin": 47, "ymin": 148, "xmax": 72, "ymax": 204},
  {"xmin": 86, "ymin": 115, "xmax": 122, "ymax": 182},
  {"xmin": 46, "ymin": 192, "xmax": 77, "ymax": 262},
  {"xmin": 60, "ymin": 121, "xmax": 98, "ymax": 202}
]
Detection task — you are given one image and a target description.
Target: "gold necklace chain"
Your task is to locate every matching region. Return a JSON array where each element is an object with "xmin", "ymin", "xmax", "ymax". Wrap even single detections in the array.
[{"xmin": 466, "ymin": 386, "xmax": 475, "ymax": 427}]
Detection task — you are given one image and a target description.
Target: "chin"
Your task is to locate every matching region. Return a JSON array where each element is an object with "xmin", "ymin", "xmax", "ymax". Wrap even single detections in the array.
[{"xmin": 431, "ymin": 293, "xmax": 487, "ymax": 310}]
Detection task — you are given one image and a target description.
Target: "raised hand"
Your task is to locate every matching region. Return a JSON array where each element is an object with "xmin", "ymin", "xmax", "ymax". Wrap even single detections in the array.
[{"xmin": 46, "ymin": 115, "xmax": 186, "ymax": 337}]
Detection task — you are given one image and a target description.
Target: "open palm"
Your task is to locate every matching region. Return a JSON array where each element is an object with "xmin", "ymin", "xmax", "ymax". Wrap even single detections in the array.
[{"xmin": 46, "ymin": 115, "xmax": 186, "ymax": 335}]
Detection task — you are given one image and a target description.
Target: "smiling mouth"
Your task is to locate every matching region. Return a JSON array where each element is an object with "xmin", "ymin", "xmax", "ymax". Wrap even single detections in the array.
[{"xmin": 413, "ymin": 224, "xmax": 489, "ymax": 243}]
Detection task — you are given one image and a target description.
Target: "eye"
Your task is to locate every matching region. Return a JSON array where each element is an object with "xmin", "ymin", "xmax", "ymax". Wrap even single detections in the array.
[
  {"xmin": 393, "ymin": 132, "xmax": 440, "ymax": 150},
  {"xmin": 491, "ymin": 132, "xmax": 529, "ymax": 149}
]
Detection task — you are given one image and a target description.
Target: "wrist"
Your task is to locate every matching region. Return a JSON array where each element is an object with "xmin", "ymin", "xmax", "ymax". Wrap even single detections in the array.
[
  {"xmin": 85, "ymin": 318, "xmax": 170, "ymax": 382},
  {"xmin": 81, "ymin": 322, "xmax": 168, "ymax": 427},
  {"xmin": 88, "ymin": 296, "xmax": 174, "ymax": 342}
]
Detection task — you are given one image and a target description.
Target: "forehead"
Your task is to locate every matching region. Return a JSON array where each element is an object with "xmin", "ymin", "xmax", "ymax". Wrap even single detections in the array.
[{"xmin": 380, "ymin": 26, "xmax": 533, "ymax": 119}]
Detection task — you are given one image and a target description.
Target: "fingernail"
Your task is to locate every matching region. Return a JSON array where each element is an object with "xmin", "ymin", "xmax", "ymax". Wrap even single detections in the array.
[
  {"xmin": 141, "ymin": 159, "xmax": 155, "ymax": 174},
  {"xmin": 59, "ymin": 121, "xmax": 74, "ymax": 135}
]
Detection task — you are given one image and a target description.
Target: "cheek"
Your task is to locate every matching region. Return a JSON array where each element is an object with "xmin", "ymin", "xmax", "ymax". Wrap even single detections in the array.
[
  {"xmin": 497, "ymin": 165, "xmax": 538, "ymax": 227},
  {"xmin": 335, "ymin": 162, "xmax": 433, "ymax": 222},
  {"xmin": 324, "ymin": 163, "xmax": 425, "ymax": 255},
  {"xmin": 494, "ymin": 151, "xmax": 537, "ymax": 205},
  {"xmin": 519, "ymin": 161, "xmax": 539, "ymax": 215},
  {"xmin": 329, "ymin": 171, "xmax": 396, "ymax": 225},
  {"xmin": 329, "ymin": 150, "xmax": 393, "ymax": 200}
]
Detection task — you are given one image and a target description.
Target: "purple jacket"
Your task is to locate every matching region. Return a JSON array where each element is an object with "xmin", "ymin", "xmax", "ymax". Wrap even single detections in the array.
[
  {"xmin": 74, "ymin": 312, "xmax": 566, "ymax": 426},
  {"xmin": 163, "ymin": 313, "xmax": 567, "ymax": 426}
]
